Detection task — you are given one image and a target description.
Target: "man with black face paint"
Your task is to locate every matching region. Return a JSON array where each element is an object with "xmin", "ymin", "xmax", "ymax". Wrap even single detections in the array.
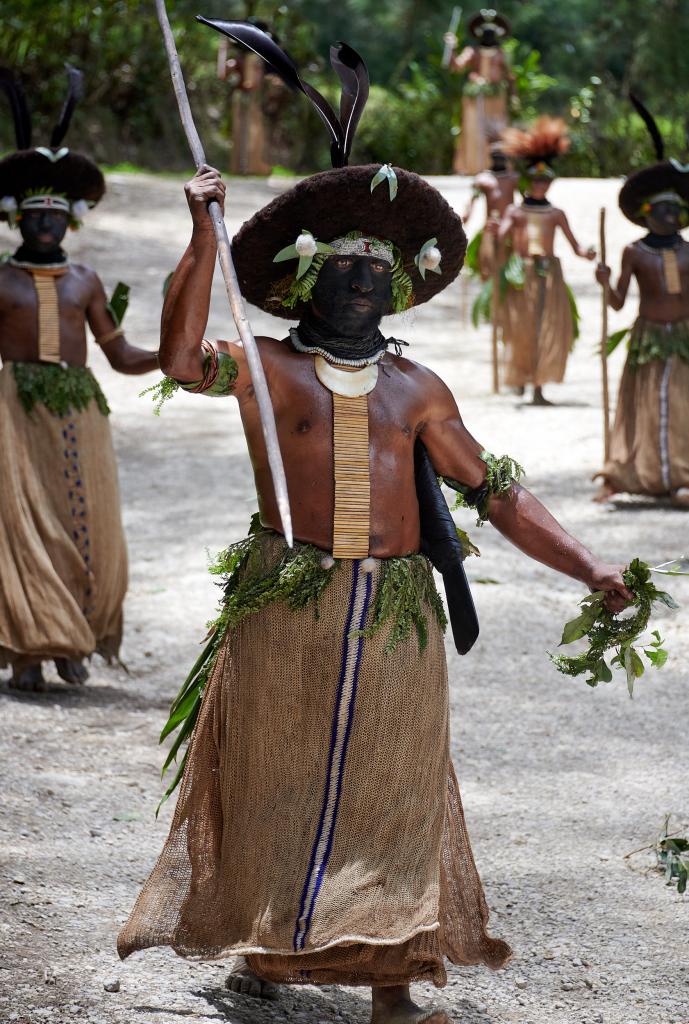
[
  {"xmin": 595, "ymin": 98, "xmax": 689, "ymax": 505},
  {"xmin": 119, "ymin": 26, "xmax": 634, "ymax": 1024},
  {"xmin": 0, "ymin": 71, "xmax": 158, "ymax": 692}
]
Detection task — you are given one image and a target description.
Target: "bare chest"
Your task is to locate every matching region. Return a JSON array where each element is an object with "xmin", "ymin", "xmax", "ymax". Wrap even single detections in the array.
[
  {"xmin": 0, "ymin": 268, "xmax": 90, "ymax": 320},
  {"xmin": 241, "ymin": 357, "xmax": 424, "ymax": 460},
  {"xmin": 634, "ymin": 244, "xmax": 689, "ymax": 298}
]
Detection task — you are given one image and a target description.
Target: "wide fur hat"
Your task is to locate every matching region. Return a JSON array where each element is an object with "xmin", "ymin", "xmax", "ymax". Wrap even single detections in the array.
[
  {"xmin": 0, "ymin": 149, "xmax": 105, "ymax": 207},
  {"xmin": 198, "ymin": 19, "xmax": 466, "ymax": 317},
  {"xmin": 0, "ymin": 65, "xmax": 104, "ymax": 219},
  {"xmin": 619, "ymin": 96, "xmax": 689, "ymax": 225},
  {"xmin": 232, "ymin": 164, "xmax": 466, "ymax": 317},
  {"xmin": 468, "ymin": 9, "xmax": 511, "ymax": 43}
]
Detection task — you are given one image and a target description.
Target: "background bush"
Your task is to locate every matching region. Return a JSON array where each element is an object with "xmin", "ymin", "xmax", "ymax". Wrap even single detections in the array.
[{"xmin": 1, "ymin": 0, "xmax": 687, "ymax": 176}]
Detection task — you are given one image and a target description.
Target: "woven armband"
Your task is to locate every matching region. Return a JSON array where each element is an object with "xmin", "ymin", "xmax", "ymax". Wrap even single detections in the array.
[
  {"xmin": 178, "ymin": 341, "xmax": 238, "ymax": 397},
  {"xmin": 96, "ymin": 326, "xmax": 124, "ymax": 346},
  {"xmin": 444, "ymin": 450, "xmax": 525, "ymax": 525},
  {"xmin": 140, "ymin": 340, "xmax": 238, "ymax": 415}
]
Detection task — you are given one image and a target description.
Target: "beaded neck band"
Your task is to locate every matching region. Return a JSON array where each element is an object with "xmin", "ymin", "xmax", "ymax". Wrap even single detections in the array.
[
  {"xmin": 9, "ymin": 256, "xmax": 69, "ymax": 270},
  {"xmin": 289, "ymin": 329, "xmax": 388, "ymax": 367}
]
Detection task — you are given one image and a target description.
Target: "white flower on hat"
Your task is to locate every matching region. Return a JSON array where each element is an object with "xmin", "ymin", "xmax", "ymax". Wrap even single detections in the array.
[
  {"xmin": 0, "ymin": 196, "xmax": 17, "ymax": 213},
  {"xmin": 71, "ymin": 199, "xmax": 89, "ymax": 221},
  {"xmin": 295, "ymin": 231, "xmax": 318, "ymax": 257},
  {"xmin": 420, "ymin": 245, "xmax": 441, "ymax": 271},
  {"xmin": 414, "ymin": 237, "xmax": 443, "ymax": 279}
]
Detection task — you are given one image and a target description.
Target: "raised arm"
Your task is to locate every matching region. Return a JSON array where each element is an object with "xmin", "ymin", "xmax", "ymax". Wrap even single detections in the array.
[
  {"xmin": 86, "ymin": 275, "xmax": 159, "ymax": 375},
  {"xmin": 463, "ymin": 187, "xmax": 479, "ymax": 225},
  {"xmin": 158, "ymin": 165, "xmax": 229, "ymax": 382},
  {"xmin": 557, "ymin": 208, "xmax": 596, "ymax": 261},
  {"xmin": 595, "ymin": 244, "xmax": 634, "ymax": 311},
  {"xmin": 498, "ymin": 204, "xmax": 517, "ymax": 243},
  {"xmin": 419, "ymin": 371, "xmax": 632, "ymax": 611}
]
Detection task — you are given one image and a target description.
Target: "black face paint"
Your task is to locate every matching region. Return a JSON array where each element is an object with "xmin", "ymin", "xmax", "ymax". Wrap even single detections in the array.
[
  {"xmin": 645, "ymin": 201, "xmax": 683, "ymax": 237},
  {"xmin": 19, "ymin": 209, "xmax": 69, "ymax": 256},
  {"xmin": 309, "ymin": 254, "xmax": 392, "ymax": 337},
  {"xmin": 479, "ymin": 29, "xmax": 498, "ymax": 46}
]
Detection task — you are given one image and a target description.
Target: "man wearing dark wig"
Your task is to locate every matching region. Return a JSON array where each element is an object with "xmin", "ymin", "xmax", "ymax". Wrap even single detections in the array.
[
  {"xmin": 0, "ymin": 69, "xmax": 158, "ymax": 691},
  {"xmin": 595, "ymin": 96, "xmax": 689, "ymax": 506},
  {"xmin": 119, "ymin": 24, "xmax": 632, "ymax": 1024}
]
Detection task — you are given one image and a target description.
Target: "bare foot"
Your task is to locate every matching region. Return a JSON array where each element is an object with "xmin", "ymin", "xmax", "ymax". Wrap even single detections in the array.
[
  {"xmin": 593, "ymin": 483, "xmax": 616, "ymax": 504},
  {"xmin": 54, "ymin": 658, "xmax": 89, "ymax": 685},
  {"xmin": 671, "ymin": 487, "xmax": 689, "ymax": 509},
  {"xmin": 371, "ymin": 985, "xmax": 449, "ymax": 1024},
  {"xmin": 9, "ymin": 662, "xmax": 47, "ymax": 692},
  {"xmin": 531, "ymin": 386, "xmax": 554, "ymax": 406},
  {"xmin": 225, "ymin": 957, "xmax": 278, "ymax": 1000}
]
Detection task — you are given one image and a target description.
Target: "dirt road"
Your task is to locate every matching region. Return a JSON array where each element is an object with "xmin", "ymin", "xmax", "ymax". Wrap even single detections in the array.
[{"xmin": 1, "ymin": 173, "xmax": 687, "ymax": 1024}]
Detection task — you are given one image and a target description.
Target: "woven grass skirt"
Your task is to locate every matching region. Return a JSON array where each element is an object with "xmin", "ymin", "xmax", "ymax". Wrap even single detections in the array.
[
  {"xmin": 502, "ymin": 256, "xmax": 573, "ymax": 389},
  {"xmin": 118, "ymin": 536, "xmax": 510, "ymax": 986},
  {"xmin": 0, "ymin": 363, "xmax": 126, "ymax": 666}
]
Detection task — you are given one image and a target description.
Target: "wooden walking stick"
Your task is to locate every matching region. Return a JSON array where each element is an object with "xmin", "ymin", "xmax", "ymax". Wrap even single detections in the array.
[
  {"xmin": 599, "ymin": 207, "xmax": 611, "ymax": 461},
  {"xmin": 490, "ymin": 218, "xmax": 500, "ymax": 393},
  {"xmin": 155, "ymin": 0, "xmax": 293, "ymax": 546}
]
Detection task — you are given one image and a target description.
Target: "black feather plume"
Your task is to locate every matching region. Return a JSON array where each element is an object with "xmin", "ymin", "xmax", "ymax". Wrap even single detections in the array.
[
  {"xmin": 629, "ymin": 93, "xmax": 664, "ymax": 162},
  {"xmin": 197, "ymin": 17, "xmax": 348, "ymax": 166},
  {"xmin": 50, "ymin": 64, "xmax": 84, "ymax": 148},
  {"xmin": 0, "ymin": 68, "xmax": 31, "ymax": 150},
  {"xmin": 330, "ymin": 43, "xmax": 369, "ymax": 161}
]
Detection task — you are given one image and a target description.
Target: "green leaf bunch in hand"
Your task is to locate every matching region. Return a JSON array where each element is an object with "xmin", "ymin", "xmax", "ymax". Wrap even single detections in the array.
[{"xmin": 551, "ymin": 559, "xmax": 678, "ymax": 696}]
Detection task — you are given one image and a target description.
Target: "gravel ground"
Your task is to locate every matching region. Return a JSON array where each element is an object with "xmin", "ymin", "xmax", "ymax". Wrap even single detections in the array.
[{"xmin": 0, "ymin": 172, "xmax": 687, "ymax": 1024}]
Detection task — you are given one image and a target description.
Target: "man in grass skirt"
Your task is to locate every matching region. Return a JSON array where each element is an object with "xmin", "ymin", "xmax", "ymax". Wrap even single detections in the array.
[
  {"xmin": 595, "ymin": 97, "xmax": 689, "ymax": 506},
  {"xmin": 118, "ymin": 24, "xmax": 632, "ymax": 1024},
  {"xmin": 0, "ymin": 69, "xmax": 158, "ymax": 691},
  {"xmin": 497, "ymin": 116, "xmax": 595, "ymax": 404}
]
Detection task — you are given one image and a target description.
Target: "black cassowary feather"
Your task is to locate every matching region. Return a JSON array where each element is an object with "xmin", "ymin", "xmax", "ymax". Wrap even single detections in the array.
[
  {"xmin": 0, "ymin": 68, "xmax": 32, "ymax": 150},
  {"xmin": 630, "ymin": 93, "xmax": 664, "ymax": 162},
  {"xmin": 329, "ymin": 42, "xmax": 369, "ymax": 161},
  {"xmin": 197, "ymin": 18, "xmax": 369, "ymax": 168},
  {"xmin": 50, "ymin": 64, "xmax": 84, "ymax": 148}
]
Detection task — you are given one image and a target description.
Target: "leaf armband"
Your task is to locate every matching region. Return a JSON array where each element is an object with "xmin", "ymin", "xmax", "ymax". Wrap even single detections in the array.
[
  {"xmin": 140, "ymin": 340, "xmax": 238, "ymax": 415},
  {"xmin": 444, "ymin": 451, "xmax": 525, "ymax": 525}
]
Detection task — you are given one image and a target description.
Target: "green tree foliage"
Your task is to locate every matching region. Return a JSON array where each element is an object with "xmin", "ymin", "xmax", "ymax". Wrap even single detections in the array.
[{"xmin": 1, "ymin": 0, "xmax": 687, "ymax": 175}]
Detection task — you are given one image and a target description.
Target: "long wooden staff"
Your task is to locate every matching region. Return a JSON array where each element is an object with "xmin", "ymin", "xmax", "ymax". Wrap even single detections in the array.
[
  {"xmin": 599, "ymin": 208, "xmax": 611, "ymax": 462},
  {"xmin": 490, "ymin": 219, "xmax": 500, "ymax": 393},
  {"xmin": 155, "ymin": 0, "xmax": 293, "ymax": 547}
]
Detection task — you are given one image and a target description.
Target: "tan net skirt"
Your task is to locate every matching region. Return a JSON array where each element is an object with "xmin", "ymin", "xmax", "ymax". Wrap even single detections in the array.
[
  {"xmin": 601, "ymin": 328, "xmax": 689, "ymax": 495},
  {"xmin": 502, "ymin": 257, "xmax": 573, "ymax": 388},
  {"xmin": 0, "ymin": 363, "xmax": 127, "ymax": 665},
  {"xmin": 118, "ymin": 545, "xmax": 510, "ymax": 986},
  {"xmin": 454, "ymin": 93, "xmax": 508, "ymax": 176}
]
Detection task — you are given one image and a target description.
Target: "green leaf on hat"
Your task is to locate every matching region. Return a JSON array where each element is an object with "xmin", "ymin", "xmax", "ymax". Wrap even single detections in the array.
[
  {"xmin": 371, "ymin": 163, "xmax": 398, "ymax": 201},
  {"xmin": 273, "ymin": 242, "xmax": 300, "ymax": 263},
  {"xmin": 34, "ymin": 146, "xmax": 69, "ymax": 163},
  {"xmin": 296, "ymin": 254, "xmax": 314, "ymax": 279}
]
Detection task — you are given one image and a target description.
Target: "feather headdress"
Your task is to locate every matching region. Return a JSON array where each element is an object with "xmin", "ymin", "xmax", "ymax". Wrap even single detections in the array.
[
  {"xmin": 619, "ymin": 94, "xmax": 689, "ymax": 225},
  {"xmin": 0, "ymin": 64, "xmax": 104, "ymax": 225},
  {"xmin": 195, "ymin": 18, "xmax": 467, "ymax": 316},
  {"xmin": 502, "ymin": 116, "xmax": 570, "ymax": 167},
  {"xmin": 197, "ymin": 18, "xmax": 368, "ymax": 168}
]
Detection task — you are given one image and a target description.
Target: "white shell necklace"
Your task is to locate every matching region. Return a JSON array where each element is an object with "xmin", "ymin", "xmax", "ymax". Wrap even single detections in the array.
[{"xmin": 314, "ymin": 355, "xmax": 379, "ymax": 397}]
